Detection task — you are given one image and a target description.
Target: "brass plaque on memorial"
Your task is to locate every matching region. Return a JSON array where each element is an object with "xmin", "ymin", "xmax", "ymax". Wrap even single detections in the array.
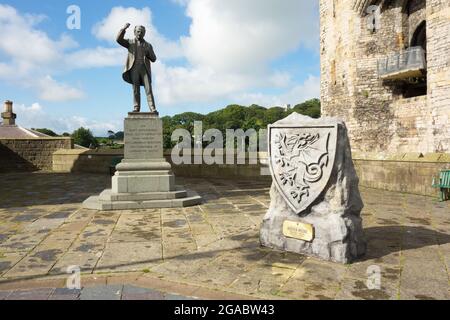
[{"xmin": 282, "ymin": 220, "xmax": 314, "ymax": 242}]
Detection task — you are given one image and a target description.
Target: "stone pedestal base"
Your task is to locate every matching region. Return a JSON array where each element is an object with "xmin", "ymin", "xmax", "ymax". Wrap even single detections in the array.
[
  {"xmin": 82, "ymin": 112, "xmax": 202, "ymax": 211},
  {"xmin": 260, "ymin": 185, "xmax": 366, "ymax": 264},
  {"xmin": 83, "ymin": 188, "xmax": 201, "ymax": 210},
  {"xmin": 83, "ymin": 159, "xmax": 202, "ymax": 210},
  {"xmin": 112, "ymin": 159, "xmax": 175, "ymax": 193}
]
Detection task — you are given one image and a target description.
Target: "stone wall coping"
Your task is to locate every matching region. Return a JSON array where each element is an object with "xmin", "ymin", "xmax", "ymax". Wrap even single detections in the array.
[
  {"xmin": 55, "ymin": 148, "xmax": 230, "ymax": 156},
  {"xmin": 53, "ymin": 149, "xmax": 87, "ymax": 155},
  {"xmin": 52, "ymin": 148, "xmax": 450, "ymax": 164},
  {"xmin": 53, "ymin": 148, "xmax": 124, "ymax": 155},
  {"xmin": 163, "ymin": 149, "xmax": 267, "ymax": 157},
  {"xmin": 0, "ymin": 137, "xmax": 72, "ymax": 141},
  {"xmin": 352, "ymin": 152, "xmax": 450, "ymax": 163}
]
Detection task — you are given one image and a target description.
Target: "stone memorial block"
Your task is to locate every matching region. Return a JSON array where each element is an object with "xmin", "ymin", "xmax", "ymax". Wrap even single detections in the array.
[
  {"xmin": 83, "ymin": 113, "xmax": 201, "ymax": 210},
  {"xmin": 260, "ymin": 113, "xmax": 366, "ymax": 264},
  {"xmin": 124, "ymin": 114, "xmax": 163, "ymax": 159},
  {"xmin": 112, "ymin": 113, "xmax": 175, "ymax": 194}
]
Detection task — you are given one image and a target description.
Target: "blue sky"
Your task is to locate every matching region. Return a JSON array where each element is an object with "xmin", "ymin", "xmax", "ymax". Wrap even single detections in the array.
[{"xmin": 0, "ymin": 0, "xmax": 320, "ymax": 135}]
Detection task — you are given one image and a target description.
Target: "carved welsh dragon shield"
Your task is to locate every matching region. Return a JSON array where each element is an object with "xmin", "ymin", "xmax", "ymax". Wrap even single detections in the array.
[{"xmin": 268, "ymin": 124, "xmax": 338, "ymax": 214}]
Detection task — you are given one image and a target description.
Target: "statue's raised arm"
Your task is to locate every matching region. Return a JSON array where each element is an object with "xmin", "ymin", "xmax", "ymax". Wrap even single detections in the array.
[{"xmin": 116, "ymin": 23, "xmax": 131, "ymax": 49}]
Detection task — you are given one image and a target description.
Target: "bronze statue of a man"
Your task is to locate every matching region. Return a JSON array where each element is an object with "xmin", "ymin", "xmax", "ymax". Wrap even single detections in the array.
[{"xmin": 116, "ymin": 23, "xmax": 157, "ymax": 113}]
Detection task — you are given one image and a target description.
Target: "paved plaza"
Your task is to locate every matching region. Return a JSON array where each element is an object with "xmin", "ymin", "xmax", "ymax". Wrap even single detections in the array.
[{"xmin": 0, "ymin": 172, "xmax": 449, "ymax": 300}]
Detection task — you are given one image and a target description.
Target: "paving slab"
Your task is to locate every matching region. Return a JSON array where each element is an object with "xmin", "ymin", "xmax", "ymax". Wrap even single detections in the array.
[
  {"xmin": 96, "ymin": 241, "xmax": 163, "ymax": 272},
  {"xmin": 79, "ymin": 285, "xmax": 123, "ymax": 300},
  {"xmin": 0, "ymin": 172, "xmax": 448, "ymax": 300},
  {"xmin": 49, "ymin": 288, "xmax": 81, "ymax": 300},
  {"xmin": 0, "ymin": 290, "xmax": 12, "ymax": 300},
  {"xmin": 6, "ymin": 288, "xmax": 54, "ymax": 300}
]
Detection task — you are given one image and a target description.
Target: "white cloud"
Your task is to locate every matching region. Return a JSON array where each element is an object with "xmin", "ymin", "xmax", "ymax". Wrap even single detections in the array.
[
  {"xmin": 66, "ymin": 47, "xmax": 123, "ymax": 69},
  {"xmin": 0, "ymin": 3, "xmax": 320, "ymax": 112},
  {"xmin": 235, "ymin": 75, "xmax": 320, "ymax": 107},
  {"xmin": 154, "ymin": 62, "xmax": 256, "ymax": 105},
  {"xmin": 92, "ymin": 6, "xmax": 183, "ymax": 60},
  {"xmin": 0, "ymin": 4, "xmax": 83, "ymax": 102},
  {"xmin": 14, "ymin": 102, "xmax": 120, "ymax": 136},
  {"xmin": 16, "ymin": 102, "xmax": 43, "ymax": 112},
  {"xmin": 36, "ymin": 76, "xmax": 85, "ymax": 102},
  {"xmin": 180, "ymin": 0, "xmax": 318, "ymax": 73},
  {"xmin": 170, "ymin": 0, "xmax": 190, "ymax": 6},
  {"xmin": 153, "ymin": 0, "xmax": 319, "ymax": 107}
]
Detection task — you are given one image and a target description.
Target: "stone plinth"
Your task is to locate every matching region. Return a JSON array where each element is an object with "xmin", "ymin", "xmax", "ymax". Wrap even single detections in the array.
[
  {"xmin": 83, "ymin": 113, "xmax": 201, "ymax": 210},
  {"xmin": 260, "ymin": 113, "xmax": 366, "ymax": 264}
]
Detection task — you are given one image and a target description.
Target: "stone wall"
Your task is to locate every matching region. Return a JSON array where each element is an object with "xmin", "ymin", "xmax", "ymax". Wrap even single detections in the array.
[
  {"xmin": 389, "ymin": 95, "xmax": 428, "ymax": 149},
  {"xmin": 169, "ymin": 160, "xmax": 271, "ymax": 182},
  {"xmin": 426, "ymin": 0, "xmax": 450, "ymax": 152},
  {"xmin": 320, "ymin": 0, "xmax": 449, "ymax": 154},
  {"xmin": 53, "ymin": 148, "xmax": 124, "ymax": 174},
  {"xmin": 353, "ymin": 152, "xmax": 450, "ymax": 196},
  {"xmin": 52, "ymin": 148, "xmax": 449, "ymax": 197},
  {"xmin": 0, "ymin": 138, "xmax": 73, "ymax": 172},
  {"xmin": 53, "ymin": 149, "xmax": 271, "ymax": 180}
]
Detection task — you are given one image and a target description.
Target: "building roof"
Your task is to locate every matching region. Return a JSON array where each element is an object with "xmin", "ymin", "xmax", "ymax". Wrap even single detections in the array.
[
  {"xmin": 0, "ymin": 100, "xmax": 51, "ymax": 138},
  {"xmin": 0, "ymin": 125, "xmax": 50, "ymax": 138}
]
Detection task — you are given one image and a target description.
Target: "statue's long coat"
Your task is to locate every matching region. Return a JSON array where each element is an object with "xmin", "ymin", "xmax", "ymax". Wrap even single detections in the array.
[{"xmin": 116, "ymin": 28, "xmax": 157, "ymax": 86}]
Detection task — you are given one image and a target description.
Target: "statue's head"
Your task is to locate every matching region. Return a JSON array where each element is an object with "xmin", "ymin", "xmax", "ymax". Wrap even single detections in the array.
[{"xmin": 134, "ymin": 25, "xmax": 146, "ymax": 40}]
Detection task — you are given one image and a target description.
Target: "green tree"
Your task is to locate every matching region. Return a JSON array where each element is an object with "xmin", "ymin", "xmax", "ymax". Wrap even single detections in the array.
[
  {"xmin": 292, "ymin": 98, "xmax": 321, "ymax": 118},
  {"xmin": 263, "ymin": 107, "xmax": 286, "ymax": 126},
  {"xmin": 161, "ymin": 98, "xmax": 321, "ymax": 150},
  {"xmin": 114, "ymin": 131, "xmax": 124, "ymax": 140},
  {"xmin": 162, "ymin": 116, "xmax": 175, "ymax": 149},
  {"xmin": 71, "ymin": 127, "xmax": 98, "ymax": 148},
  {"xmin": 171, "ymin": 112, "xmax": 205, "ymax": 132},
  {"xmin": 32, "ymin": 128, "xmax": 58, "ymax": 137}
]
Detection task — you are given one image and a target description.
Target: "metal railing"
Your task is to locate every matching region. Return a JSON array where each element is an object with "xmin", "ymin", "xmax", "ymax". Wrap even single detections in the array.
[{"xmin": 377, "ymin": 46, "xmax": 426, "ymax": 78}]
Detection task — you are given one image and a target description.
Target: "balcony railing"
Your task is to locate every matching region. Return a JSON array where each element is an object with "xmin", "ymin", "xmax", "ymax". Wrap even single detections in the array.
[{"xmin": 377, "ymin": 46, "xmax": 426, "ymax": 80}]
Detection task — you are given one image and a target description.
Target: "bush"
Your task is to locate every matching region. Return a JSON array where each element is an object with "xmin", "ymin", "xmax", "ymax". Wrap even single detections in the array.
[
  {"xmin": 291, "ymin": 98, "xmax": 321, "ymax": 118},
  {"xmin": 32, "ymin": 128, "xmax": 58, "ymax": 137},
  {"xmin": 71, "ymin": 127, "xmax": 98, "ymax": 148},
  {"xmin": 161, "ymin": 98, "xmax": 321, "ymax": 149}
]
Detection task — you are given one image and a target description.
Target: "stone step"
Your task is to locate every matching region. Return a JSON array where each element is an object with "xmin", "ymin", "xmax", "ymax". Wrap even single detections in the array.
[
  {"xmin": 83, "ymin": 190, "xmax": 202, "ymax": 211},
  {"xmin": 98, "ymin": 187, "xmax": 188, "ymax": 201}
]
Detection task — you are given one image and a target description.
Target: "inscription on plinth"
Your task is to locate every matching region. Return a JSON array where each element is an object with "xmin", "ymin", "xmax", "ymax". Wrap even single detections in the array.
[
  {"xmin": 282, "ymin": 220, "xmax": 314, "ymax": 242},
  {"xmin": 124, "ymin": 116, "xmax": 163, "ymax": 160}
]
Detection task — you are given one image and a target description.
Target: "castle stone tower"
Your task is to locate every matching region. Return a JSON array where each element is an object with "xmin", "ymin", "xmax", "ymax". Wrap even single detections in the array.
[{"xmin": 320, "ymin": 0, "xmax": 449, "ymax": 153}]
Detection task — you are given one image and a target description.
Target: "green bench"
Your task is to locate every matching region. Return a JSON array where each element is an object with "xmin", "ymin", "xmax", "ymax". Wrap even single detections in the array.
[
  {"xmin": 432, "ymin": 169, "xmax": 450, "ymax": 201},
  {"xmin": 109, "ymin": 156, "xmax": 124, "ymax": 176}
]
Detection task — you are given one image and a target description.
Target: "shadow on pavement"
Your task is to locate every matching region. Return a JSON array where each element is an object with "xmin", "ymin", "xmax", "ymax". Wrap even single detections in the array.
[{"xmin": 358, "ymin": 225, "xmax": 450, "ymax": 261}]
